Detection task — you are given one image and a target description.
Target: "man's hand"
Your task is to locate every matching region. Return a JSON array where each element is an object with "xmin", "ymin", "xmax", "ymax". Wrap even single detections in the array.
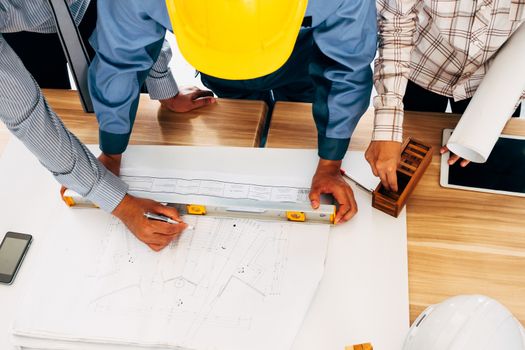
[
  {"xmin": 440, "ymin": 146, "xmax": 470, "ymax": 167},
  {"xmin": 365, "ymin": 141, "xmax": 402, "ymax": 192},
  {"xmin": 98, "ymin": 153, "xmax": 122, "ymax": 176},
  {"xmin": 112, "ymin": 194, "xmax": 188, "ymax": 252},
  {"xmin": 160, "ymin": 86, "xmax": 216, "ymax": 113},
  {"xmin": 309, "ymin": 159, "xmax": 358, "ymax": 224}
]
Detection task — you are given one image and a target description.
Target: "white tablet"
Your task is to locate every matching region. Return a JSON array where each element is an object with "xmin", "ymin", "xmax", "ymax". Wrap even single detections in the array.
[{"xmin": 440, "ymin": 128, "xmax": 525, "ymax": 197}]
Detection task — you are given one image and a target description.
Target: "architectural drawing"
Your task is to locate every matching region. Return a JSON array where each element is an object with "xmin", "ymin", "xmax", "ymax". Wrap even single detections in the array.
[{"xmin": 87, "ymin": 214, "xmax": 301, "ymax": 347}]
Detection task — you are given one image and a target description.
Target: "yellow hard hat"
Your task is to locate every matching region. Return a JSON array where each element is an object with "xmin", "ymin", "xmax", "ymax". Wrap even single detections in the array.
[{"xmin": 166, "ymin": 0, "xmax": 308, "ymax": 80}]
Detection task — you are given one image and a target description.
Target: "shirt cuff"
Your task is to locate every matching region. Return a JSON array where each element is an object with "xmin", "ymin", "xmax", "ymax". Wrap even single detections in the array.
[
  {"xmin": 145, "ymin": 73, "xmax": 179, "ymax": 100},
  {"xmin": 317, "ymin": 134, "xmax": 350, "ymax": 160},
  {"xmin": 85, "ymin": 168, "xmax": 129, "ymax": 213},
  {"xmin": 99, "ymin": 130, "xmax": 131, "ymax": 155},
  {"xmin": 372, "ymin": 107, "xmax": 404, "ymax": 142}
]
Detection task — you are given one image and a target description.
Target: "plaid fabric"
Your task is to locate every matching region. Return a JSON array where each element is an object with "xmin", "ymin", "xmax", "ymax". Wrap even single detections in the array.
[{"xmin": 373, "ymin": 0, "xmax": 525, "ymax": 142}]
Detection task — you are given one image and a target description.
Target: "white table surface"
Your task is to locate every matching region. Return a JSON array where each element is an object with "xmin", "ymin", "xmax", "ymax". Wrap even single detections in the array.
[{"xmin": 0, "ymin": 140, "xmax": 409, "ymax": 350}]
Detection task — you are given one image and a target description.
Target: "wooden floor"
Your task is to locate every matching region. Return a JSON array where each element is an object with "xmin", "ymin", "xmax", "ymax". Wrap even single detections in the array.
[{"xmin": 267, "ymin": 102, "xmax": 525, "ymax": 324}]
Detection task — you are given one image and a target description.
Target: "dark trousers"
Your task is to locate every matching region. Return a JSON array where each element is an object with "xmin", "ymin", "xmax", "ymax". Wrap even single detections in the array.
[
  {"xmin": 2, "ymin": 0, "xmax": 97, "ymax": 89},
  {"xmin": 403, "ymin": 80, "xmax": 522, "ymax": 117},
  {"xmin": 200, "ymin": 30, "xmax": 315, "ymax": 109}
]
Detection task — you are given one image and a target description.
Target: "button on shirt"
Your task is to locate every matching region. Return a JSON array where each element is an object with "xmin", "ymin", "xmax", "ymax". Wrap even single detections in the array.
[{"xmin": 373, "ymin": 0, "xmax": 525, "ymax": 142}]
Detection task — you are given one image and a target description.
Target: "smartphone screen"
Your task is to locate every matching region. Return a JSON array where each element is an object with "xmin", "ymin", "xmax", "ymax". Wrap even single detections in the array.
[
  {"xmin": 448, "ymin": 136, "xmax": 525, "ymax": 194},
  {"xmin": 0, "ymin": 232, "xmax": 32, "ymax": 284}
]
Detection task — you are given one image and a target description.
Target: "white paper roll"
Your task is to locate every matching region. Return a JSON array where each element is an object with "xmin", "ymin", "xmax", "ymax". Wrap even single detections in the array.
[{"xmin": 447, "ymin": 24, "xmax": 525, "ymax": 163}]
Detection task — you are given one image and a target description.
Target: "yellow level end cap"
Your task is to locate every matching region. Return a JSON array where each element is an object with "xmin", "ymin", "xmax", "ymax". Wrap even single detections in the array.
[
  {"xmin": 346, "ymin": 343, "xmax": 373, "ymax": 350},
  {"xmin": 286, "ymin": 211, "xmax": 306, "ymax": 222},
  {"xmin": 186, "ymin": 204, "xmax": 207, "ymax": 215},
  {"xmin": 62, "ymin": 196, "xmax": 76, "ymax": 207}
]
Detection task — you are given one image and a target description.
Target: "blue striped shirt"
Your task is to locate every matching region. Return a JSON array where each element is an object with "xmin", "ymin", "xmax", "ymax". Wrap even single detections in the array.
[{"xmin": 0, "ymin": 0, "xmax": 129, "ymax": 212}]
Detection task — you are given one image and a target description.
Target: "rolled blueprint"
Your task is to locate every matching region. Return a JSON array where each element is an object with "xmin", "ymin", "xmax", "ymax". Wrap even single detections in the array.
[{"xmin": 447, "ymin": 24, "xmax": 525, "ymax": 163}]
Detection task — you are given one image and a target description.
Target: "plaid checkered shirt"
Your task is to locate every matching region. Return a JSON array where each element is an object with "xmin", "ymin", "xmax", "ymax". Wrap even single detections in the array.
[{"xmin": 373, "ymin": 0, "xmax": 525, "ymax": 142}]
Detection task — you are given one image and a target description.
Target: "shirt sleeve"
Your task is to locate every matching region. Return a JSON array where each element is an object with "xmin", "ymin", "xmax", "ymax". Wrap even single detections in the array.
[
  {"xmin": 372, "ymin": 0, "xmax": 418, "ymax": 142},
  {"xmin": 145, "ymin": 39, "xmax": 180, "ymax": 100},
  {"xmin": 0, "ymin": 36, "xmax": 128, "ymax": 213},
  {"xmin": 88, "ymin": 0, "xmax": 168, "ymax": 155},
  {"xmin": 311, "ymin": 0, "xmax": 377, "ymax": 160}
]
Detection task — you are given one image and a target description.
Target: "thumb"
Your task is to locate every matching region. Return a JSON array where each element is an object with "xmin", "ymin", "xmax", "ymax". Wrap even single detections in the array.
[
  {"xmin": 154, "ymin": 203, "xmax": 183, "ymax": 223},
  {"xmin": 309, "ymin": 188, "xmax": 321, "ymax": 209}
]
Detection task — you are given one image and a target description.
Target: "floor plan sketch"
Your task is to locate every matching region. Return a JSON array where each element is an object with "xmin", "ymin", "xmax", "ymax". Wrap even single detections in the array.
[{"xmin": 83, "ymin": 214, "xmax": 326, "ymax": 349}]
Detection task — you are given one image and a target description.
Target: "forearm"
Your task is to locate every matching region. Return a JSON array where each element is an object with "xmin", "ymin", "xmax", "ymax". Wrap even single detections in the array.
[
  {"xmin": 373, "ymin": 0, "xmax": 418, "ymax": 142},
  {"xmin": 311, "ymin": 0, "xmax": 377, "ymax": 161},
  {"xmin": 88, "ymin": 0, "xmax": 168, "ymax": 154},
  {"xmin": 0, "ymin": 37, "xmax": 128, "ymax": 212}
]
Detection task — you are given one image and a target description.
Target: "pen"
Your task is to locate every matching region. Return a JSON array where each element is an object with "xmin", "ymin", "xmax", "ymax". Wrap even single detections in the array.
[
  {"xmin": 340, "ymin": 169, "xmax": 374, "ymax": 194},
  {"xmin": 144, "ymin": 212, "xmax": 195, "ymax": 230}
]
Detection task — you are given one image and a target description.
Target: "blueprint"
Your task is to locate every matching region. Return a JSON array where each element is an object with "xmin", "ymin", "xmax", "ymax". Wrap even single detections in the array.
[
  {"xmin": 12, "ymin": 169, "xmax": 330, "ymax": 350},
  {"xmin": 81, "ymin": 215, "xmax": 329, "ymax": 349},
  {"xmin": 7, "ymin": 143, "xmax": 409, "ymax": 350}
]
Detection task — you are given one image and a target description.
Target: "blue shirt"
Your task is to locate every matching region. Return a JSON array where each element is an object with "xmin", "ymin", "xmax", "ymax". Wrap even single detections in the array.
[{"xmin": 89, "ymin": 0, "xmax": 377, "ymax": 160}]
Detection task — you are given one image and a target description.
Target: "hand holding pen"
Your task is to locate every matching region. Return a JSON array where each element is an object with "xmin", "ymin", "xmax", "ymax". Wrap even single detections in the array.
[{"xmin": 112, "ymin": 195, "xmax": 189, "ymax": 252}]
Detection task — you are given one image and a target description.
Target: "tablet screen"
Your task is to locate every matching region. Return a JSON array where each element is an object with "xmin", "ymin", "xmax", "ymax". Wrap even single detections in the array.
[{"xmin": 448, "ymin": 137, "xmax": 525, "ymax": 193}]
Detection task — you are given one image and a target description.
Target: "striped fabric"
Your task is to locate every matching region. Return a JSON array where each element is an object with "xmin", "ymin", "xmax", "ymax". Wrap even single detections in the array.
[
  {"xmin": 0, "ymin": 0, "xmax": 128, "ymax": 212},
  {"xmin": 373, "ymin": 0, "xmax": 525, "ymax": 142},
  {"xmin": 146, "ymin": 40, "xmax": 180, "ymax": 100},
  {"xmin": 0, "ymin": 0, "xmax": 89, "ymax": 33}
]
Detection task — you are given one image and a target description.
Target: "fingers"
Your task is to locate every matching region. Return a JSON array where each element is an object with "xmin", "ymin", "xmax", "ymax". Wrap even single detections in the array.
[
  {"xmin": 308, "ymin": 188, "xmax": 321, "ymax": 209},
  {"xmin": 448, "ymin": 153, "xmax": 460, "ymax": 165},
  {"xmin": 365, "ymin": 142, "xmax": 399, "ymax": 192},
  {"xmin": 149, "ymin": 220, "xmax": 187, "ymax": 236},
  {"xmin": 376, "ymin": 165, "xmax": 398, "ymax": 192},
  {"xmin": 154, "ymin": 204, "xmax": 183, "ymax": 223},
  {"xmin": 148, "ymin": 244, "xmax": 165, "ymax": 252},
  {"xmin": 332, "ymin": 184, "xmax": 357, "ymax": 224},
  {"xmin": 190, "ymin": 89, "xmax": 215, "ymax": 100},
  {"xmin": 378, "ymin": 170, "xmax": 389, "ymax": 191},
  {"xmin": 190, "ymin": 96, "xmax": 216, "ymax": 109},
  {"xmin": 460, "ymin": 159, "xmax": 470, "ymax": 167},
  {"xmin": 140, "ymin": 221, "xmax": 186, "ymax": 252},
  {"xmin": 340, "ymin": 186, "xmax": 358, "ymax": 223},
  {"xmin": 386, "ymin": 168, "xmax": 399, "ymax": 193},
  {"xmin": 190, "ymin": 89, "xmax": 216, "ymax": 109},
  {"xmin": 441, "ymin": 146, "xmax": 470, "ymax": 167}
]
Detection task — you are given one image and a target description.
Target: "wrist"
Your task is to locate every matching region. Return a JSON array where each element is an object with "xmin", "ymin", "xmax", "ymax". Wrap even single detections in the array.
[
  {"xmin": 316, "ymin": 159, "xmax": 342, "ymax": 174},
  {"xmin": 101, "ymin": 153, "xmax": 122, "ymax": 161},
  {"xmin": 159, "ymin": 92, "xmax": 180, "ymax": 103},
  {"xmin": 112, "ymin": 194, "xmax": 132, "ymax": 218}
]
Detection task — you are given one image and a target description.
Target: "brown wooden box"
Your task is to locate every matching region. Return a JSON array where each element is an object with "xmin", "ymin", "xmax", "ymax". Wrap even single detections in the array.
[{"xmin": 372, "ymin": 138, "xmax": 433, "ymax": 217}]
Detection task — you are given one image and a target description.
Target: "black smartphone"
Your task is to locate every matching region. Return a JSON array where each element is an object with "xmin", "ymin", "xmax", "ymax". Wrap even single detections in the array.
[{"xmin": 0, "ymin": 232, "xmax": 32, "ymax": 285}]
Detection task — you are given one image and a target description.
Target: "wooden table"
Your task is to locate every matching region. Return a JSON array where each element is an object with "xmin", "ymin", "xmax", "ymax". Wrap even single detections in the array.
[
  {"xmin": 267, "ymin": 101, "xmax": 525, "ymax": 324},
  {"xmin": 0, "ymin": 89, "xmax": 267, "ymax": 148}
]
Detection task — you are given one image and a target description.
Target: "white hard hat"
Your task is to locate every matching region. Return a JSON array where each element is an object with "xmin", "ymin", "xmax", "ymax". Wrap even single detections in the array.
[{"xmin": 403, "ymin": 295, "xmax": 525, "ymax": 350}]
